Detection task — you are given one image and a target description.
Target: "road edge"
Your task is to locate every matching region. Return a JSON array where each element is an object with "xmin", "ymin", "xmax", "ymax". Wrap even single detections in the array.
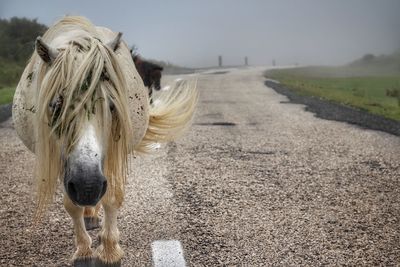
[
  {"xmin": 265, "ymin": 80, "xmax": 400, "ymax": 136},
  {"xmin": 0, "ymin": 103, "xmax": 12, "ymax": 123}
]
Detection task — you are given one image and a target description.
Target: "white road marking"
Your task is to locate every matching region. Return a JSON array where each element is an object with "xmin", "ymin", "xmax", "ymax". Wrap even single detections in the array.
[
  {"xmin": 162, "ymin": 85, "xmax": 171, "ymax": 91},
  {"xmin": 151, "ymin": 240, "xmax": 186, "ymax": 267}
]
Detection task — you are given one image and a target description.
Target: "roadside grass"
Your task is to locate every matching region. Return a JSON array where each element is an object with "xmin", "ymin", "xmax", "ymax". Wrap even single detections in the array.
[
  {"xmin": 0, "ymin": 86, "xmax": 16, "ymax": 105},
  {"xmin": 0, "ymin": 60, "xmax": 22, "ymax": 105},
  {"xmin": 265, "ymin": 67, "xmax": 400, "ymax": 121}
]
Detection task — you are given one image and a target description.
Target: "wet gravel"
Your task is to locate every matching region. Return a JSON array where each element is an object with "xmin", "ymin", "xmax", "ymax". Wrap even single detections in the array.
[{"xmin": 0, "ymin": 68, "xmax": 400, "ymax": 266}]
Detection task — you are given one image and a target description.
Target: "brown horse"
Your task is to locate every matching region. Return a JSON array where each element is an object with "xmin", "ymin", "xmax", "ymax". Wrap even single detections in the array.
[{"xmin": 133, "ymin": 55, "xmax": 163, "ymax": 102}]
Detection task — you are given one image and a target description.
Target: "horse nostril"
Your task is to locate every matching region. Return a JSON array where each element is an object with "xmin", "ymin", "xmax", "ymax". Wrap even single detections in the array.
[
  {"xmin": 100, "ymin": 180, "xmax": 107, "ymax": 198},
  {"xmin": 67, "ymin": 181, "xmax": 77, "ymax": 199}
]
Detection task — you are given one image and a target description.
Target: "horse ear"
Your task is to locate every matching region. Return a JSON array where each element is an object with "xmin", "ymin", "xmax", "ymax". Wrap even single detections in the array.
[
  {"xmin": 106, "ymin": 32, "xmax": 122, "ymax": 51},
  {"xmin": 35, "ymin": 37, "xmax": 59, "ymax": 64}
]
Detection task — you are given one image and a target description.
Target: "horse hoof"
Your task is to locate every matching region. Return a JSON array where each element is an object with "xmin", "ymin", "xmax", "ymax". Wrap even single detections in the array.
[
  {"xmin": 74, "ymin": 258, "xmax": 94, "ymax": 267},
  {"xmin": 93, "ymin": 259, "xmax": 121, "ymax": 267},
  {"xmin": 84, "ymin": 217, "xmax": 101, "ymax": 230}
]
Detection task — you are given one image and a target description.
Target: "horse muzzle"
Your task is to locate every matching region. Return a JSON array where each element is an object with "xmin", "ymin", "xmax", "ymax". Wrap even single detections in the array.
[{"xmin": 64, "ymin": 168, "xmax": 107, "ymax": 206}]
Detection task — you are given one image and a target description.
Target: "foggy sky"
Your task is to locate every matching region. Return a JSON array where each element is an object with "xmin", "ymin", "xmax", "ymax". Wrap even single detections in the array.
[{"xmin": 1, "ymin": 0, "xmax": 399, "ymax": 68}]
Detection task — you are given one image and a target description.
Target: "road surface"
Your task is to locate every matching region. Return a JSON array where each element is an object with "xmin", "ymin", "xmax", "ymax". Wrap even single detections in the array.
[{"xmin": 0, "ymin": 67, "xmax": 399, "ymax": 266}]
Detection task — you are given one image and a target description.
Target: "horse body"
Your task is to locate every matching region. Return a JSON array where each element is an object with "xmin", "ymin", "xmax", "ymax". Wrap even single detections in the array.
[{"xmin": 12, "ymin": 16, "xmax": 197, "ymax": 266}]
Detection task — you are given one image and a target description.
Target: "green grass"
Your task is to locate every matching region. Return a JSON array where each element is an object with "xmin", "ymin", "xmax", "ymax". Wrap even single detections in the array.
[
  {"xmin": 265, "ymin": 67, "xmax": 400, "ymax": 121},
  {"xmin": 0, "ymin": 86, "xmax": 16, "ymax": 105},
  {"xmin": 0, "ymin": 60, "xmax": 24, "ymax": 88},
  {"xmin": 0, "ymin": 59, "xmax": 22, "ymax": 105}
]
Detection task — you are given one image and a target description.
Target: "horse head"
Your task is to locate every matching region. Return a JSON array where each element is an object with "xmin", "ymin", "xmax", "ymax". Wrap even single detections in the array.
[
  {"xmin": 34, "ymin": 32, "xmax": 132, "ymax": 207},
  {"xmin": 149, "ymin": 65, "xmax": 163, "ymax": 91}
]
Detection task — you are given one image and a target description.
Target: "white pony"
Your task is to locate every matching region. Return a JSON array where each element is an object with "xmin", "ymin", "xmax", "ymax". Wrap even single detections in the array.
[{"xmin": 12, "ymin": 16, "xmax": 197, "ymax": 266}]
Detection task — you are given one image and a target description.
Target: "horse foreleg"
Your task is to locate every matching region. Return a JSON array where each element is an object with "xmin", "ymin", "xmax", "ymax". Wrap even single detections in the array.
[
  {"xmin": 84, "ymin": 204, "xmax": 101, "ymax": 230},
  {"xmin": 94, "ymin": 200, "xmax": 123, "ymax": 266},
  {"xmin": 64, "ymin": 194, "xmax": 94, "ymax": 265}
]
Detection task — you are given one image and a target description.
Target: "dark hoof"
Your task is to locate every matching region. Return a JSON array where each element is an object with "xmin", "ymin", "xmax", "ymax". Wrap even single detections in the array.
[
  {"xmin": 74, "ymin": 258, "xmax": 94, "ymax": 267},
  {"xmin": 94, "ymin": 259, "xmax": 121, "ymax": 267},
  {"xmin": 84, "ymin": 217, "xmax": 101, "ymax": 230}
]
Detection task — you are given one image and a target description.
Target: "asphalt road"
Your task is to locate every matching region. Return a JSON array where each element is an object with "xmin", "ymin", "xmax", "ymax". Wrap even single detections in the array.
[{"xmin": 0, "ymin": 67, "xmax": 399, "ymax": 266}]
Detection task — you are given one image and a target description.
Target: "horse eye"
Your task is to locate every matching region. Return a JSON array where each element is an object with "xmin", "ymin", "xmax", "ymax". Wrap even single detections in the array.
[
  {"xmin": 109, "ymin": 102, "xmax": 115, "ymax": 112},
  {"xmin": 49, "ymin": 95, "xmax": 63, "ymax": 111}
]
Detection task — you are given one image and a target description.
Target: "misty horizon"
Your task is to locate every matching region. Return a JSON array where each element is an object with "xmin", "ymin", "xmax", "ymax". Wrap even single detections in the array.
[{"xmin": 1, "ymin": 0, "xmax": 399, "ymax": 68}]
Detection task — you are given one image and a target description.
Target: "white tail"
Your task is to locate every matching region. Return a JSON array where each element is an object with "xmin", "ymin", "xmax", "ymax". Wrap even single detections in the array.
[{"xmin": 135, "ymin": 79, "xmax": 198, "ymax": 153}]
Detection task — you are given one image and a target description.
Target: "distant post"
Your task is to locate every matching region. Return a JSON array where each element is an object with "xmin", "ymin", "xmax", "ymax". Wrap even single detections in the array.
[
  {"xmin": 272, "ymin": 59, "xmax": 276, "ymax": 66},
  {"xmin": 244, "ymin": 56, "xmax": 248, "ymax": 66},
  {"xmin": 218, "ymin": 55, "xmax": 222, "ymax": 67}
]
